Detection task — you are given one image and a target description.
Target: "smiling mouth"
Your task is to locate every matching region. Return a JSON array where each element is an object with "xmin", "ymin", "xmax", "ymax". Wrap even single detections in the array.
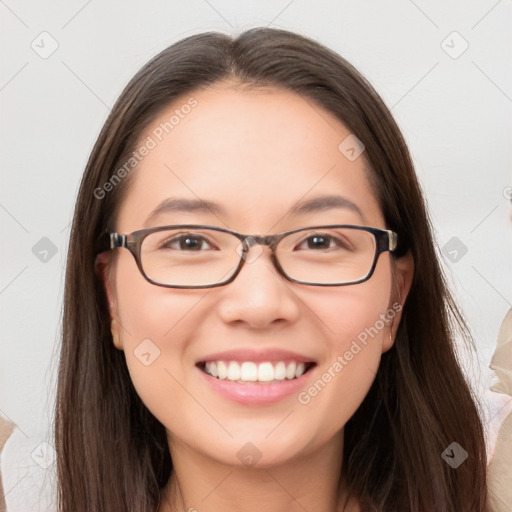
[{"xmin": 196, "ymin": 360, "xmax": 317, "ymax": 384}]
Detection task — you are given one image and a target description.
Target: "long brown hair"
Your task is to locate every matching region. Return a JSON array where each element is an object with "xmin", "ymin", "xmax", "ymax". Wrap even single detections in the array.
[{"xmin": 54, "ymin": 27, "xmax": 489, "ymax": 511}]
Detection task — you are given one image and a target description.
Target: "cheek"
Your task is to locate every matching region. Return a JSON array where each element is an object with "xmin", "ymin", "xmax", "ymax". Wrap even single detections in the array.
[
  {"xmin": 306, "ymin": 259, "xmax": 392, "ymax": 356},
  {"xmin": 296, "ymin": 265, "xmax": 393, "ymax": 429},
  {"xmin": 112, "ymin": 255, "xmax": 203, "ymax": 408},
  {"xmin": 114, "ymin": 251, "xmax": 200, "ymax": 344}
]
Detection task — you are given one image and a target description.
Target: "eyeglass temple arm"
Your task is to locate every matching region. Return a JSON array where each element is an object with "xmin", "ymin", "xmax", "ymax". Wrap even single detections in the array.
[
  {"xmin": 387, "ymin": 230, "xmax": 398, "ymax": 252},
  {"xmin": 377, "ymin": 229, "xmax": 398, "ymax": 253},
  {"xmin": 96, "ymin": 232, "xmax": 127, "ymax": 253}
]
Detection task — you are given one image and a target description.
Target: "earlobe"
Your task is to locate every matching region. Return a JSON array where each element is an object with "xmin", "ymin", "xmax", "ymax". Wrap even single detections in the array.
[
  {"xmin": 383, "ymin": 251, "xmax": 414, "ymax": 353},
  {"xmin": 111, "ymin": 319, "xmax": 123, "ymax": 350},
  {"xmin": 382, "ymin": 329, "xmax": 395, "ymax": 353}
]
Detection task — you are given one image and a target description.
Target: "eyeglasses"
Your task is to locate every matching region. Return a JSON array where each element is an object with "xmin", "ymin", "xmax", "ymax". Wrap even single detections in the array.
[{"xmin": 97, "ymin": 224, "xmax": 398, "ymax": 289}]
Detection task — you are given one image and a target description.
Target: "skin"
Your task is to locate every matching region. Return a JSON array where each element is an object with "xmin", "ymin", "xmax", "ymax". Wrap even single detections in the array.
[{"xmin": 98, "ymin": 84, "xmax": 414, "ymax": 512}]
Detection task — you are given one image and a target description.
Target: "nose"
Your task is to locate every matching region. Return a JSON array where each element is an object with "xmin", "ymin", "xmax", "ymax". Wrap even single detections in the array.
[{"xmin": 216, "ymin": 243, "xmax": 301, "ymax": 329}]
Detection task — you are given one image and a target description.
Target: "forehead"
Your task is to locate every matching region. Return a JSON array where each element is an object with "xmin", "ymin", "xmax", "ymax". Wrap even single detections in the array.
[{"xmin": 115, "ymin": 85, "xmax": 384, "ymax": 233}]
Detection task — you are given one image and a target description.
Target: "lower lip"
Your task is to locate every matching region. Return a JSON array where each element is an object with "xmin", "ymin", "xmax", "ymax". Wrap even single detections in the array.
[{"xmin": 197, "ymin": 365, "xmax": 315, "ymax": 405}]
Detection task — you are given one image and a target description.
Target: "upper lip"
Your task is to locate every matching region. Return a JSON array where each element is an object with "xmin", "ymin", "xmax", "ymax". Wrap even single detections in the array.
[{"xmin": 196, "ymin": 348, "xmax": 316, "ymax": 364}]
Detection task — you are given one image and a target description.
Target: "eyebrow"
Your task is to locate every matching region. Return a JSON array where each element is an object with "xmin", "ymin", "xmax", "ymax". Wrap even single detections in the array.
[
  {"xmin": 144, "ymin": 194, "xmax": 364, "ymax": 226},
  {"xmin": 288, "ymin": 195, "xmax": 364, "ymax": 219}
]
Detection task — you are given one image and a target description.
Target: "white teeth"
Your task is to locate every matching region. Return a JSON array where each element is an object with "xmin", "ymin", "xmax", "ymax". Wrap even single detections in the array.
[
  {"xmin": 209, "ymin": 361, "xmax": 218, "ymax": 378},
  {"xmin": 258, "ymin": 362, "xmax": 274, "ymax": 382},
  {"xmin": 203, "ymin": 360, "xmax": 311, "ymax": 382},
  {"xmin": 285, "ymin": 362, "xmax": 296, "ymax": 380},
  {"xmin": 240, "ymin": 361, "xmax": 258, "ymax": 381},
  {"xmin": 274, "ymin": 362, "xmax": 286, "ymax": 380},
  {"xmin": 227, "ymin": 361, "xmax": 240, "ymax": 381},
  {"xmin": 217, "ymin": 361, "xmax": 227, "ymax": 380}
]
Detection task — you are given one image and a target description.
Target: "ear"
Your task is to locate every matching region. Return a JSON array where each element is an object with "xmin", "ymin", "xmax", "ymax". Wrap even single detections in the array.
[
  {"xmin": 94, "ymin": 251, "xmax": 117, "ymax": 318},
  {"xmin": 95, "ymin": 252, "xmax": 123, "ymax": 349},
  {"xmin": 382, "ymin": 250, "xmax": 414, "ymax": 352}
]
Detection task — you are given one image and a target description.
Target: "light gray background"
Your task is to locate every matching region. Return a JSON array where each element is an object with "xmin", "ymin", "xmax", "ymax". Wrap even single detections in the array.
[{"xmin": 1, "ymin": 1, "xmax": 511, "ymax": 510}]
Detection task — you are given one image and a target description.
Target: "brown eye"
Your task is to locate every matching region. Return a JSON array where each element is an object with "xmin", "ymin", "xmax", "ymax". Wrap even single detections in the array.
[
  {"xmin": 159, "ymin": 234, "xmax": 213, "ymax": 251},
  {"xmin": 295, "ymin": 233, "xmax": 351, "ymax": 251}
]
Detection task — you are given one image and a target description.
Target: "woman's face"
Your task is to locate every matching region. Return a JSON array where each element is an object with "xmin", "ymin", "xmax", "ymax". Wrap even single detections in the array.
[{"xmin": 104, "ymin": 84, "xmax": 412, "ymax": 468}]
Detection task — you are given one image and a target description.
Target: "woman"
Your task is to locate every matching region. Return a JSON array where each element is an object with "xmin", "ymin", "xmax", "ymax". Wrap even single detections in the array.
[{"xmin": 54, "ymin": 27, "xmax": 489, "ymax": 511}]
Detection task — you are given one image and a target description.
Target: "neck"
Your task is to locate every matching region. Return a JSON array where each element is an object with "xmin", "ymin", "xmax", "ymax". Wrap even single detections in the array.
[{"xmin": 157, "ymin": 430, "xmax": 360, "ymax": 512}]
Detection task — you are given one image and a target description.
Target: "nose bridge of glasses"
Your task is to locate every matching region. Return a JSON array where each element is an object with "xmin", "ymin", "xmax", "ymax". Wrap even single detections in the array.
[
  {"xmin": 236, "ymin": 234, "xmax": 279, "ymax": 269},
  {"xmin": 234, "ymin": 234, "xmax": 283, "ymax": 283},
  {"xmin": 242, "ymin": 234, "xmax": 274, "ymax": 250}
]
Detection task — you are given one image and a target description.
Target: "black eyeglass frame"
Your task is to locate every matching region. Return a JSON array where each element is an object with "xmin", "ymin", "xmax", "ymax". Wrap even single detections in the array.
[{"xmin": 97, "ymin": 224, "xmax": 398, "ymax": 289}]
